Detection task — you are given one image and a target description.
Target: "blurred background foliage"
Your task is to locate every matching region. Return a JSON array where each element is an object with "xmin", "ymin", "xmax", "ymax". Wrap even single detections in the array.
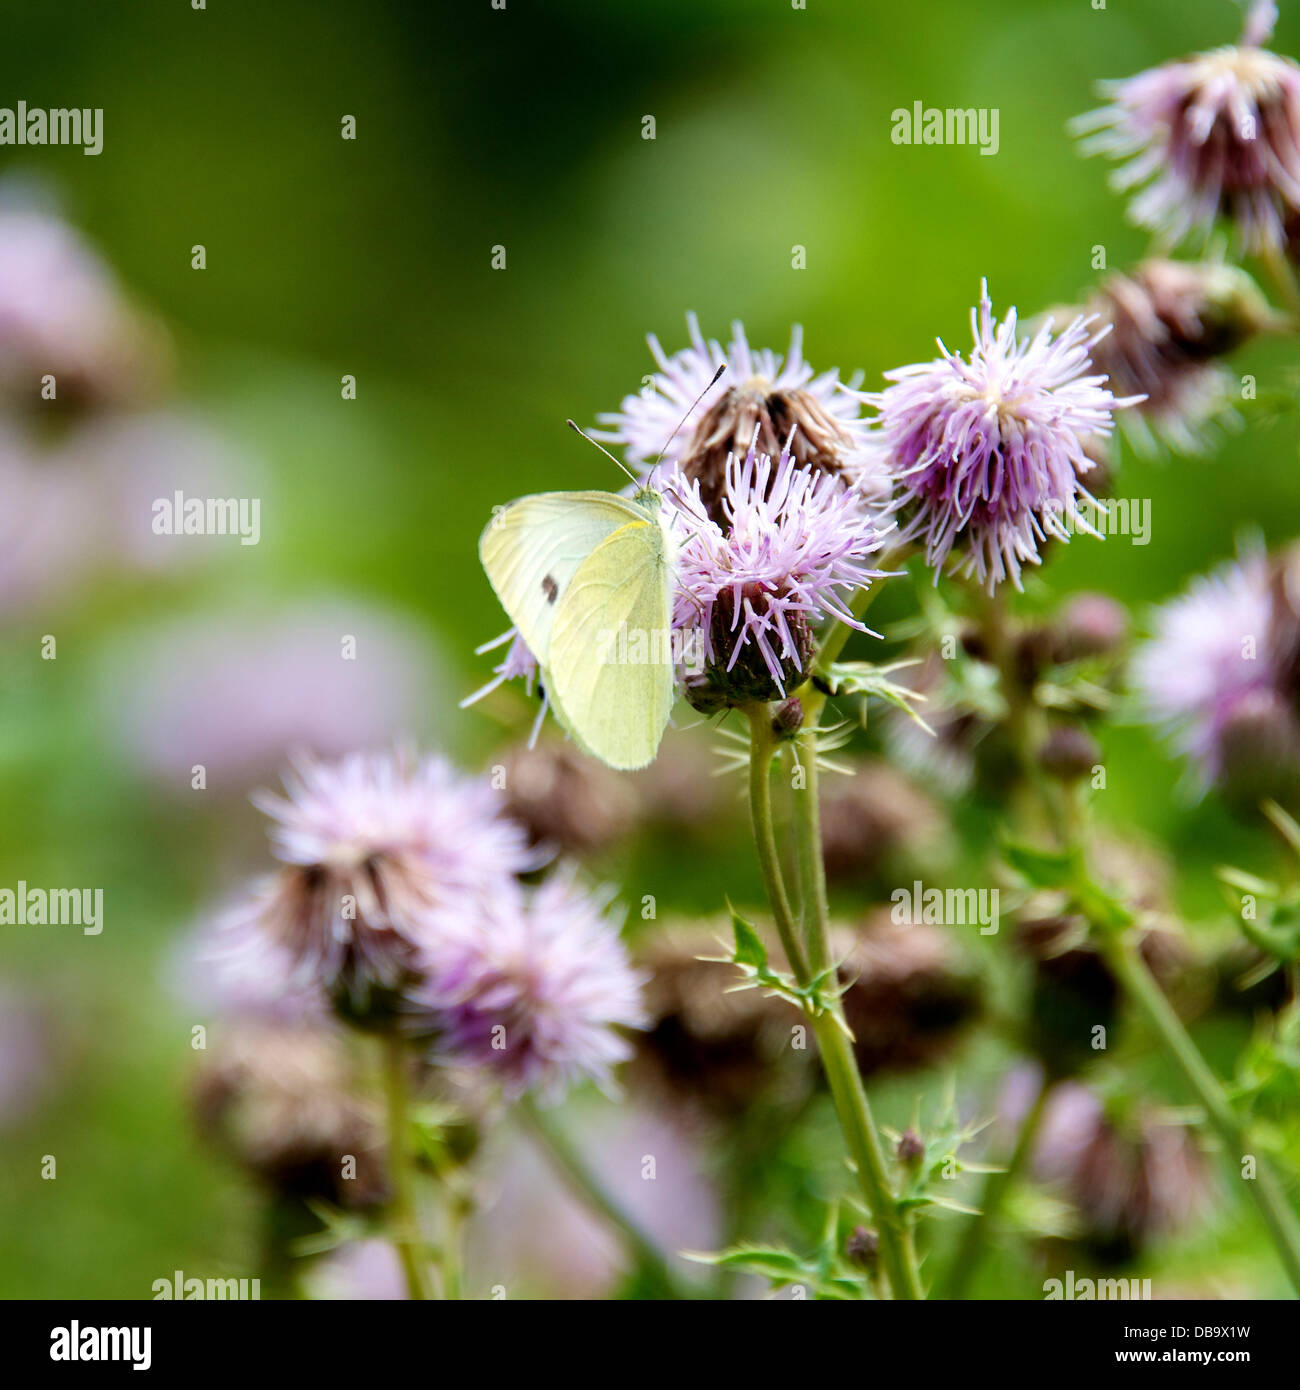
[{"xmin": 1, "ymin": 0, "xmax": 1297, "ymax": 1297}]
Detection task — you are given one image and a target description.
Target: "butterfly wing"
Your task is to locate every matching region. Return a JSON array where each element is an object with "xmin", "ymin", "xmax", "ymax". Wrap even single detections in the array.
[
  {"xmin": 546, "ymin": 517, "xmax": 674, "ymax": 770},
  {"xmin": 479, "ymin": 492, "xmax": 643, "ymax": 664}
]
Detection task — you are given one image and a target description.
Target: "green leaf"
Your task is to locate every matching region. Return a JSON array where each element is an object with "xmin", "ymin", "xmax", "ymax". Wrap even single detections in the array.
[
  {"xmin": 823, "ymin": 659, "xmax": 933, "ymax": 730},
  {"xmin": 728, "ymin": 903, "xmax": 770, "ymax": 971},
  {"xmin": 1002, "ymin": 838, "xmax": 1077, "ymax": 890}
]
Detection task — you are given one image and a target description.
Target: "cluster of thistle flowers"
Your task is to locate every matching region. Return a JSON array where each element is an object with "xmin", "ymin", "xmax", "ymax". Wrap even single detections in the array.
[
  {"xmin": 469, "ymin": 1, "xmax": 1300, "ymax": 789},
  {"xmin": 470, "ymin": 316, "xmax": 896, "ymax": 717},
  {"xmin": 209, "ymin": 748, "xmax": 646, "ymax": 1102},
  {"xmin": 473, "ymin": 292, "xmax": 1148, "ymax": 728},
  {"xmin": 470, "ymin": 279, "xmax": 1284, "ymax": 785},
  {"xmin": 1064, "ymin": 0, "xmax": 1300, "ymax": 453}
]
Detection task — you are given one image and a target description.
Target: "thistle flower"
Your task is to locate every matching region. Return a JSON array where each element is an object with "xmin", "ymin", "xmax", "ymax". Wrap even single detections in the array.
[
  {"xmin": 864, "ymin": 281, "xmax": 1137, "ymax": 591},
  {"xmin": 497, "ymin": 739, "xmax": 640, "ymax": 856},
  {"xmin": 0, "ymin": 202, "xmax": 167, "ymax": 409},
  {"xmin": 667, "ymin": 447, "xmax": 891, "ymax": 704},
  {"xmin": 191, "ymin": 1021, "xmax": 386, "ymax": 1207},
  {"xmin": 1133, "ymin": 553, "xmax": 1300, "ymax": 789},
  {"xmin": 1049, "ymin": 260, "xmax": 1276, "ymax": 454},
  {"xmin": 834, "ymin": 913, "xmax": 982, "ymax": 1078},
  {"xmin": 234, "ymin": 749, "xmax": 540, "ymax": 1006},
  {"xmin": 593, "ymin": 314, "xmax": 883, "ymax": 523},
  {"xmin": 411, "ymin": 875, "xmax": 646, "ymax": 1101},
  {"xmin": 1003, "ymin": 1075, "xmax": 1212, "ymax": 1257},
  {"xmin": 819, "ymin": 757, "xmax": 949, "ymax": 884},
  {"xmin": 1073, "ymin": 2, "xmax": 1300, "ymax": 253},
  {"xmin": 632, "ymin": 924, "xmax": 809, "ymax": 1113}
]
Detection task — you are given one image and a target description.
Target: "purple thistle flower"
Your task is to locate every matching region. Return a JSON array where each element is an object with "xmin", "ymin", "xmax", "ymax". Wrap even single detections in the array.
[
  {"xmin": 863, "ymin": 280, "xmax": 1139, "ymax": 592},
  {"xmin": 235, "ymin": 748, "xmax": 541, "ymax": 1001},
  {"xmin": 412, "ymin": 875, "xmax": 646, "ymax": 1101},
  {"xmin": 1073, "ymin": 2, "xmax": 1300, "ymax": 253},
  {"xmin": 665, "ymin": 447, "xmax": 892, "ymax": 701},
  {"xmin": 1133, "ymin": 554, "xmax": 1289, "ymax": 786}
]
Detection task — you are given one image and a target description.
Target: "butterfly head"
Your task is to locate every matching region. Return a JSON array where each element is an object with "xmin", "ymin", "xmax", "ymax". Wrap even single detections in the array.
[{"xmin": 631, "ymin": 483, "xmax": 663, "ymax": 518}]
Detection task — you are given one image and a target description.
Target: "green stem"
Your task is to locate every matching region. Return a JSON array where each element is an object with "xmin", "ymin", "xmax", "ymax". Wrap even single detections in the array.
[
  {"xmin": 1095, "ymin": 927, "xmax": 1300, "ymax": 1297},
  {"xmin": 1259, "ymin": 240, "xmax": 1300, "ymax": 323},
  {"xmin": 382, "ymin": 1035, "xmax": 432, "ymax": 1300},
  {"xmin": 518, "ymin": 1094, "xmax": 697, "ymax": 1299},
  {"xmin": 941, "ymin": 1073, "xmax": 1050, "ymax": 1299},
  {"xmin": 812, "ymin": 1011, "xmax": 926, "ymax": 1299},
  {"xmin": 746, "ymin": 707, "xmax": 809, "ymax": 982},
  {"xmin": 746, "ymin": 706, "xmax": 924, "ymax": 1299},
  {"xmin": 978, "ymin": 589, "xmax": 1300, "ymax": 1296},
  {"xmin": 793, "ymin": 728, "xmax": 832, "ymax": 977}
]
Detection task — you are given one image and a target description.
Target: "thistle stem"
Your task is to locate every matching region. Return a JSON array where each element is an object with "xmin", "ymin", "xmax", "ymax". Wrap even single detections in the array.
[
  {"xmin": 746, "ymin": 707, "xmax": 809, "ymax": 983},
  {"xmin": 1259, "ymin": 240, "xmax": 1300, "ymax": 323},
  {"xmin": 1094, "ymin": 926, "xmax": 1300, "ymax": 1297},
  {"xmin": 978, "ymin": 591, "xmax": 1300, "ymax": 1296},
  {"xmin": 745, "ymin": 706, "xmax": 924, "ymax": 1299},
  {"xmin": 518, "ymin": 1093, "xmax": 697, "ymax": 1299},
  {"xmin": 382, "ymin": 1034, "xmax": 432, "ymax": 1301}
]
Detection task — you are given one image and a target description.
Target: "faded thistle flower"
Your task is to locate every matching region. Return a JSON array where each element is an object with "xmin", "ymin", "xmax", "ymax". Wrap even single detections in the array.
[
  {"xmin": 409, "ymin": 874, "xmax": 646, "ymax": 1102},
  {"xmin": 1048, "ymin": 260, "xmax": 1278, "ymax": 455},
  {"xmin": 593, "ymin": 314, "xmax": 885, "ymax": 522},
  {"xmin": 1003, "ymin": 1074, "xmax": 1213, "ymax": 1260},
  {"xmin": 819, "ymin": 756, "xmax": 950, "ymax": 884},
  {"xmin": 667, "ymin": 447, "xmax": 892, "ymax": 706},
  {"xmin": 1073, "ymin": 2, "xmax": 1300, "ymax": 253},
  {"xmin": 863, "ymin": 281, "xmax": 1139, "ymax": 591},
  {"xmin": 1133, "ymin": 552, "xmax": 1300, "ymax": 796},
  {"xmin": 229, "ymin": 749, "xmax": 540, "ymax": 1012},
  {"xmin": 0, "ymin": 201, "xmax": 168, "ymax": 410},
  {"xmin": 192, "ymin": 1021, "xmax": 387, "ymax": 1208},
  {"xmin": 834, "ymin": 913, "xmax": 982, "ymax": 1078},
  {"xmin": 497, "ymin": 738, "xmax": 640, "ymax": 857},
  {"xmin": 631, "ymin": 924, "xmax": 812, "ymax": 1114}
]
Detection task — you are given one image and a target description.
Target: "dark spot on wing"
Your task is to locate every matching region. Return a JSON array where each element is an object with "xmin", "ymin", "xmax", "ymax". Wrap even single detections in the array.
[{"xmin": 542, "ymin": 574, "xmax": 559, "ymax": 603}]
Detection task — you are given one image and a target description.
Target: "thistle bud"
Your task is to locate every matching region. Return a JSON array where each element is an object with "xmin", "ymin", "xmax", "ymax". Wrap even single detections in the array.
[
  {"xmin": 1052, "ymin": 592, "xmax": 1129, "ymax": 661},
  {"xmin": 845, "ymin": 1225, "xmax": 879, "ymax": 1272},
  {"xmin": 771, "ymin": 697, "xmax": 804, "ymax": 739},
  {"xmin": 1215, "ymin": 686, "xmax": 1300, "ymax": 805},
  {"xmin": 897, "ymin": 1128, "xmax": 925, "ymax": 1174},
  {"xmin": 1040, "ymin": 724, "xmax": 1101, "ymax": 782},
  {"xmin": 1068, "ymin": 260, "xmax": 1279, "ymax": 453}
]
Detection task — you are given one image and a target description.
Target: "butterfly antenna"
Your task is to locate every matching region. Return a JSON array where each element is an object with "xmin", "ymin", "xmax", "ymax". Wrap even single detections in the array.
[
  {"xmin": 566, "ymin": 419, "xmax": 639, "ymax": 485},
  {"xmin": 652, "ymin": 362, "xmax": 726, "ymax": 472}
]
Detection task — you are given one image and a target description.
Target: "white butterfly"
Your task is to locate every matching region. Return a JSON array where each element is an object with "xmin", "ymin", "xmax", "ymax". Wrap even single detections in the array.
[{"xmin": 479, "ymin": 483, "xmax": 675, "ymax": 770}]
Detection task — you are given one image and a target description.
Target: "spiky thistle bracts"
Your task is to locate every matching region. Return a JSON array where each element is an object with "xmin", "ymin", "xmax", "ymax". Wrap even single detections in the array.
[{"xmin": 664, "ymin": 448, "xmax": 892, "ymax": 701}]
